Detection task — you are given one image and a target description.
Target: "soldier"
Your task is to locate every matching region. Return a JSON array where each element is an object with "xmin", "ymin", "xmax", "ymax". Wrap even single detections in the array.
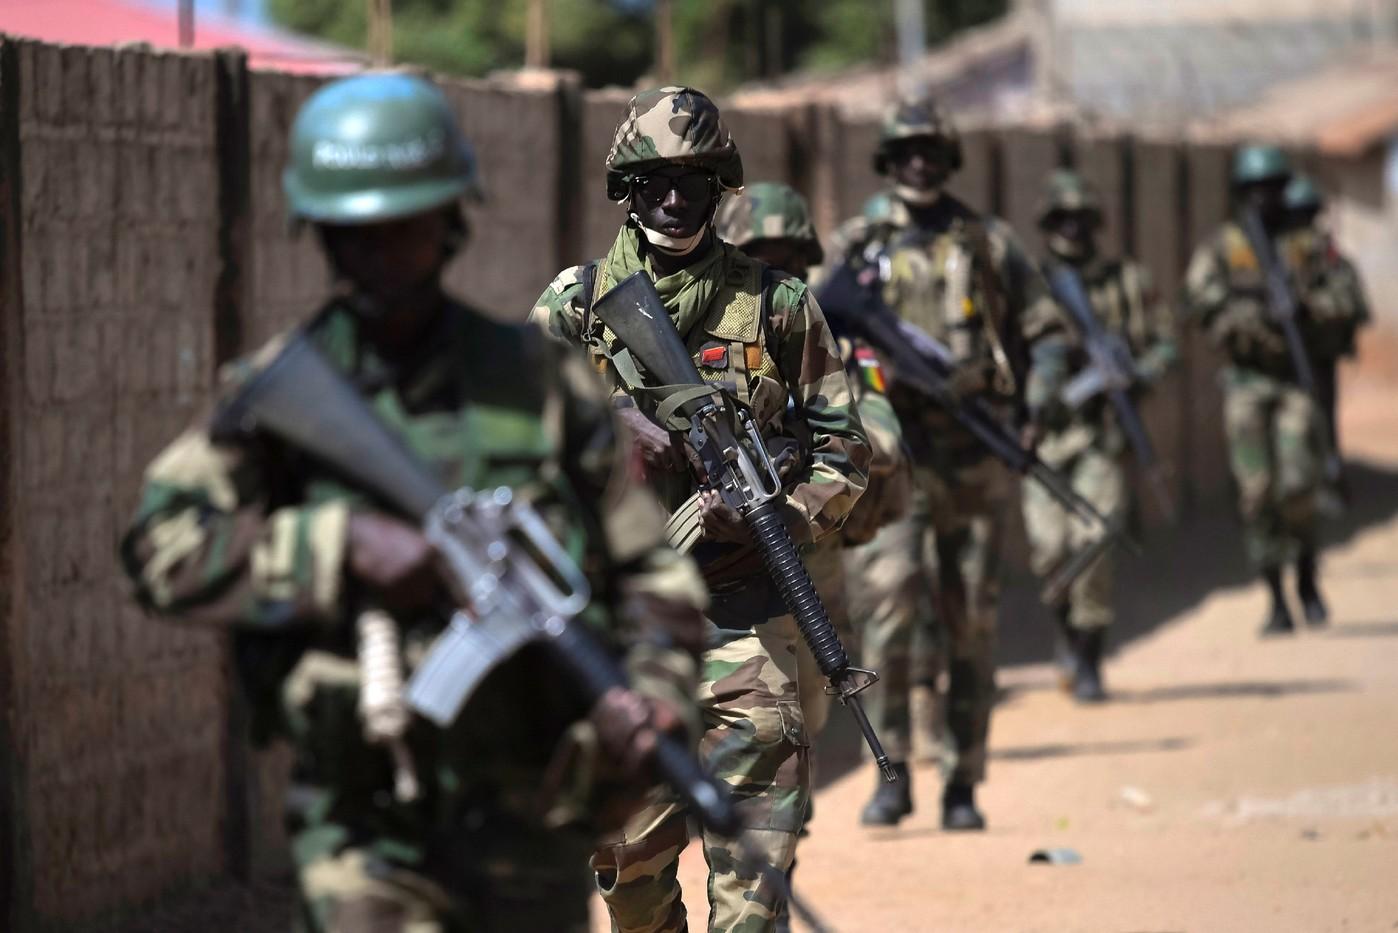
[
  {"xmin": 1183, "ymin": 145, "xmax": 1362, "ymax": 634},
  {"xmin": 1025, "ymin": 169, "xmax": 1177, "ymax": 701},
  {"xmin": 1281, "ymin": 173, "xmax": 1370, "ymax": 475},
  {"xmin": 533, "ymin": 89, "xmax": 870, "ymax": 933},
  {"xmin": 829, "ymin": 96, "xmax": 1066, "ymax": 830},
  {"xmin": 120, "ymin": 73, "xmax": 708, "ymax": 933},
  {"xmin": 714, "ymin": 179, "xmax": 910, "ymax": 757}
]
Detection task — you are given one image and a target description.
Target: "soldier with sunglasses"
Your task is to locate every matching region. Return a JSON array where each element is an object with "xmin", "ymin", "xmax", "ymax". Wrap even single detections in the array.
[{"xmin": 533, "ymin": 87, "xmax": 870, "ymax": 933}]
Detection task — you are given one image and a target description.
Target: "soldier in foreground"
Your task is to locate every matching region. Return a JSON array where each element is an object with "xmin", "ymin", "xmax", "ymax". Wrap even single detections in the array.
[
  {"xmin": 1183, "ymin": 145, "xmax": 1365, "ymax": 634},
  {"xmin": 120, "ymin": 73, "xmax": 708, "ymax": 932},
  {"xmin": 534, "ymin": 89, "xmax": 870, "ymax": 932},
  {"xmin": 829, "ymin": 98, "xmax": 1066, "ymax": 829},
  {"xmin": 1026, "ymin": 169, "xmax": 1177, "ymax": 701}
]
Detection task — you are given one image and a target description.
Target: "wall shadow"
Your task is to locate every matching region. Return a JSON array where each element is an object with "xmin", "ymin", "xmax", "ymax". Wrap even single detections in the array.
[
  {"xmin": 816, "ymin": 458, "xmax": 1398, "ymax": 791},
  {"xmin": 996, "ymin": 458, "xmax": 1398, "ymax": 669}
]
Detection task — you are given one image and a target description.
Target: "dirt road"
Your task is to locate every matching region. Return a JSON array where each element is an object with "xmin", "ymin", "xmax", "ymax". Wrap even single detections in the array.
[{"xmin": 638, "ymin": 367, "xmax": 1398, "ymax": 932}]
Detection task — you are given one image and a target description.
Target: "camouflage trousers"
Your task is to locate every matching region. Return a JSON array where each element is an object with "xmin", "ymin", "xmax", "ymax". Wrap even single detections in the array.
[
  {"xmin": 592, "ymin": 606, "xmax": 810, "ymax": 933},
  {"xmin": 291, "ymin": 792, "xmax": 595, "ymax": 933},
  {"xmin": 1021, "ymin": 435, "xmax": 1126, "ymax": 630},
  {"xmin": 846, "ymin": 458, "xmax": 1007, "ymax": 782},
  {"xmin": 1221, "ymin": 367, "xmax": 1325, "ymax": 568}
]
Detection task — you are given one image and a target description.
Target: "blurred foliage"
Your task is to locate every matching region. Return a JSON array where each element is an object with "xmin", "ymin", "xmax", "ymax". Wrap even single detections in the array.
[{"xmin": 268, "ymin": 0, "xmax": 1009, "ymax": 88}]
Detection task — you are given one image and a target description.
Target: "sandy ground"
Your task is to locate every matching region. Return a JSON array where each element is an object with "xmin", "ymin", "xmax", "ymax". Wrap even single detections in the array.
[
  {"xmin": 103, "ymin": 354, "xmax": 1398, "ymax": 932},
  {"xmin": 628, "ymin": 361, "xmax": 1398, "ymax": 932}
]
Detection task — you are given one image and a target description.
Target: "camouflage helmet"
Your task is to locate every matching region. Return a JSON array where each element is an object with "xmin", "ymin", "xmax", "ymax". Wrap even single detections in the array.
[
  {"xmin": 715, "ymin": 181, "xmax": 824, "ymax": 265},
  {"xmin": 1037, "ymin": 169, "xmax": 1102, "ymax": 226},
  {"xmin": 1284, "ymin": 173, "xmax": 1323, "ymax": 213},
  {"xmin": 1231, "ymin": 143, "xmax": 1291, "ymax": 188},
  {"xmin": 605, "ymin": 86, "xmax": 743, "ymax": 201},
  {"xmin": 283, "ymin": 72, "xmax": 480, "ymax": 225},
  {"xmin": 873, "ymin": 96, "xmax": 963, "ymax": 176}
]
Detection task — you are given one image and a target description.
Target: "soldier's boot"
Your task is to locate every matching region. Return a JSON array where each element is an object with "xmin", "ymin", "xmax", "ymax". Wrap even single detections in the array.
[
  {"xmin": 860, "ymin": 761, "xmax": 913, "ymax": 826},
  {"xmin": 1259, "ymin": 566, "xmax": 1296, "ymax": 637},
  {"xmin": 1053, "ymin": 603, "xmax": 1079, "ymax": 691},
  {"xmin": 941, "ymin": 781, "xmax": 985, "ymax": 831},
  {"xmin": 1297, "ymin": 551, "xmax": 1329, "ymax": 627},
  {"xmin": 1072, "ymin": 628, "xmax": 1107, "ymax": 703}
]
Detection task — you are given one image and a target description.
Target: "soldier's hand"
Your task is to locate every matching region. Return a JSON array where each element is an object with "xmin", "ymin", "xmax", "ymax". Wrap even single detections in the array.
[
  {"xmin": 589, "ymin": 686, "xmax": 685, "ymax": 777},
  {"xmin": 617, "ymin": 406, "xmax": 688, "ymax": 473},
  {"xmin": 698, "ymin": 489, "xmax": 751, "ymax": 544},
  {"xmin": 347, "ymin": 512, "xmax": 442, "ymax": 614}
]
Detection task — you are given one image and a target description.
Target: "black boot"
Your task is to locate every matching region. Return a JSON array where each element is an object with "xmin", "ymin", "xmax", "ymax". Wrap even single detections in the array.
[
  {"xmin": 1259, "ymin": 566, "xmax": 1296, "ymax": 637},
  {"xmin": 1297, "ymin": 551, "xmax": 1329, "ymax": 627},
  {"xmin": 941, "ymin": 781, "xmax": 985, "ymax": 831},
  {"xmin": 1073, "ymin": 628, "xmax": 1107, "ymax": 702},
  {"xmin": 1053, "ymin": 603, "xmax": 1079, "ymax": 691},
  {"xmin": 860, "ymin": 761, "xmax": 912, "ymax": 826}
]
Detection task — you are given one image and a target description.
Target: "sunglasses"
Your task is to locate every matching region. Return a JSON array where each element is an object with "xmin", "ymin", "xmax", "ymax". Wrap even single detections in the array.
[{"xmin": 631, "ymin": 171, "xmax": 717, "ymax": 204}]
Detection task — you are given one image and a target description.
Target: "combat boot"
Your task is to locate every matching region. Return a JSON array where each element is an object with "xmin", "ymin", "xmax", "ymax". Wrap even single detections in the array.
[
  {"xmin": 860, "ymin": 762, "xmax": 912, "ymax": 826},
  {"xmin": 1259, "ymin": 566, "xmax": 1295, "ymax": 637},
  {"xmin": 941, "ymin": 781, "xmax": 985, "ymax": 831},
  {"xmin": 1072, "ymin": 628, "xmax": 1107, "ymax": 702},
  {"xmin": 1297, "ymin": 551, "xmax": 1329, "ymax": 627}
]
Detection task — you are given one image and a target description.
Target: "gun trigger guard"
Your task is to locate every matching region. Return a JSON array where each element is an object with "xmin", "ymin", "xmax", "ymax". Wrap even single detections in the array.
[{"xmin": 827, "ymin": 667, "xmax": 880, "ymax": 698}]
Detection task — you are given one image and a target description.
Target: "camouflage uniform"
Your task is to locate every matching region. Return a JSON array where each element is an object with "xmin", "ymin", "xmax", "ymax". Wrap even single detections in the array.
[
  {"xmin": 1282, "ymin": 174, "xmax": 1370, "ymax": 474},
  {"xmin": 534, "ymin": 91, "xmax": 870, "ymax": 932},
  {"xmin": 831, "ymin": 98, "xmax": 1066, "ymax": 826},
  {"xmin": 716, "ymin": 181, "xmax": 911, "ymax": 740},
  {"xmin": 1183, "ymin": 155, "xmax": 1363, "ymax": 574},
  {"xmin": 1023, "ymin": 171, "xmax": 1177, "ymax": 635},
  {"xmin": 121, "ymin": 74, "xmax": 707, "ymax": 933}
]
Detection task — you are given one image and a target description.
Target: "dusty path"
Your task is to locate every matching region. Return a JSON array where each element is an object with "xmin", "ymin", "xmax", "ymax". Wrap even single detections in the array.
[{"xmin": 637, "ymin": 367, "xmax": 1398, "ymax": 932}]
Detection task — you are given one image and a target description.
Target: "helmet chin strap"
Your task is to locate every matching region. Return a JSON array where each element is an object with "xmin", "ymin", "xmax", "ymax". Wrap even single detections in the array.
[{"xmin": 894, "ymin": 184, "xmax": 943, "ymax": 207}]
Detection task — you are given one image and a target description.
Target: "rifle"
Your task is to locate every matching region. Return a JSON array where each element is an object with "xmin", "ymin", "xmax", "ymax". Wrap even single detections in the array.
[
  {"xmin": 1238, "ymin": 206, "xmax": 1344, "ymax": 484},
  {"xmin": 1046, "ymin": 262, "xmax": 1178, "ymax": 522},
  {"xmin": 212, "ymin": 332, "xmax": 740, "ymax": 836},
  {"xmin": 815, "ymin": 261, "xmax": 1137, "ymax": 606},
  {"xmin": 592, "ymin": 272, "xmax": 898, "ymax": 784}
]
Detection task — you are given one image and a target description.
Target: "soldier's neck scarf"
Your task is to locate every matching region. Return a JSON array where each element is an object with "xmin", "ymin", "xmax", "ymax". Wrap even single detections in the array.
[{"xmin": 605, "ymin": 222, "xmax": 724, "ymax": 338}]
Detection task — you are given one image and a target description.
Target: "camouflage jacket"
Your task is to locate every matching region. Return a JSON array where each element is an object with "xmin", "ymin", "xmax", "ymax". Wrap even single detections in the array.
[
  {"xmin": 121, "ymin": 297, "xmax": 707, "ymax": 830},
  {"xmin": 828, "ymin": 192, "xmax": 1067, "ymax": 470},
  {"xmin": 533, "ymin": 225, "xmax": 870, "ymax": 568},
  {"xmin": 1183, "ymin": 218, "xmax": 1368, "ymax": 379},
  {"xmin": 1037, "ymin": 254, "xmax": 1178, "ymax": 464}
]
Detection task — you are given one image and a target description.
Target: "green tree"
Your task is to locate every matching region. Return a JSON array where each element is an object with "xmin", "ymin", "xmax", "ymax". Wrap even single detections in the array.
[{"xmin": 268, "ymin": 0, "xmax": 1008, "ymax": 88}]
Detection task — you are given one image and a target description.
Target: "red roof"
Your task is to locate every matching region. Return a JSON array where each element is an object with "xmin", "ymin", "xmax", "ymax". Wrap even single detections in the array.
[{"xmin": 0, "ymin": 0, "xmax": 366, "ymax": 74}]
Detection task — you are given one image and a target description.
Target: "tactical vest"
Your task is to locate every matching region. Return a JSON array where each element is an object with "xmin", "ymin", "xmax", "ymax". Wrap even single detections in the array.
[{"xmin": 579, "ymin": 251, "xmax": 787, "ymax": 431}]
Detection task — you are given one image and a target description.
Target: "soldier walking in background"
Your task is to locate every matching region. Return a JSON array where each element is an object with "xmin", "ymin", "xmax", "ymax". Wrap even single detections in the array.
[
  {"xmin": 1025, "ymin": 169, "xmax": 1177, "ymax": 701},
  {"xmin": 120, "ymin": 73, "xmax": 708, "ymax": 933},
  {"xmin": 828, "ymin": 97, "xmax": 1067, "ymax": 830},
  {"xmin": 1280, "ymin": 173, "xmax": 1371, "ymax": 490},
  {"xmin": 533, "ymin": 89, "xmax": 869, "ymax": 933},
  {"xmin": 1183, "ymin": 145, "xmax": 1366, "ymax": 635}
]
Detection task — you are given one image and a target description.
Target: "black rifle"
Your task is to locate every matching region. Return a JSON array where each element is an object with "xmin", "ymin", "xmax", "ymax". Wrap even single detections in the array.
[
  {"xmin": 1238, "ymin": 206, "xmax": 1344, "ymax": 484},
  {"xmin": 593, "ymin": 271, "xmax": 897, "ymax": 784},
  {"xmin": 213, "ymin": 332, "xmax": 742, "ymax": 837},
  {"xmin": 816, "ymin": 261, "xmax": 1136, "ymax": 605},
  {"xmin": 1046, "ymin": 262, "xmax": 1178, "ymax": 522}
]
